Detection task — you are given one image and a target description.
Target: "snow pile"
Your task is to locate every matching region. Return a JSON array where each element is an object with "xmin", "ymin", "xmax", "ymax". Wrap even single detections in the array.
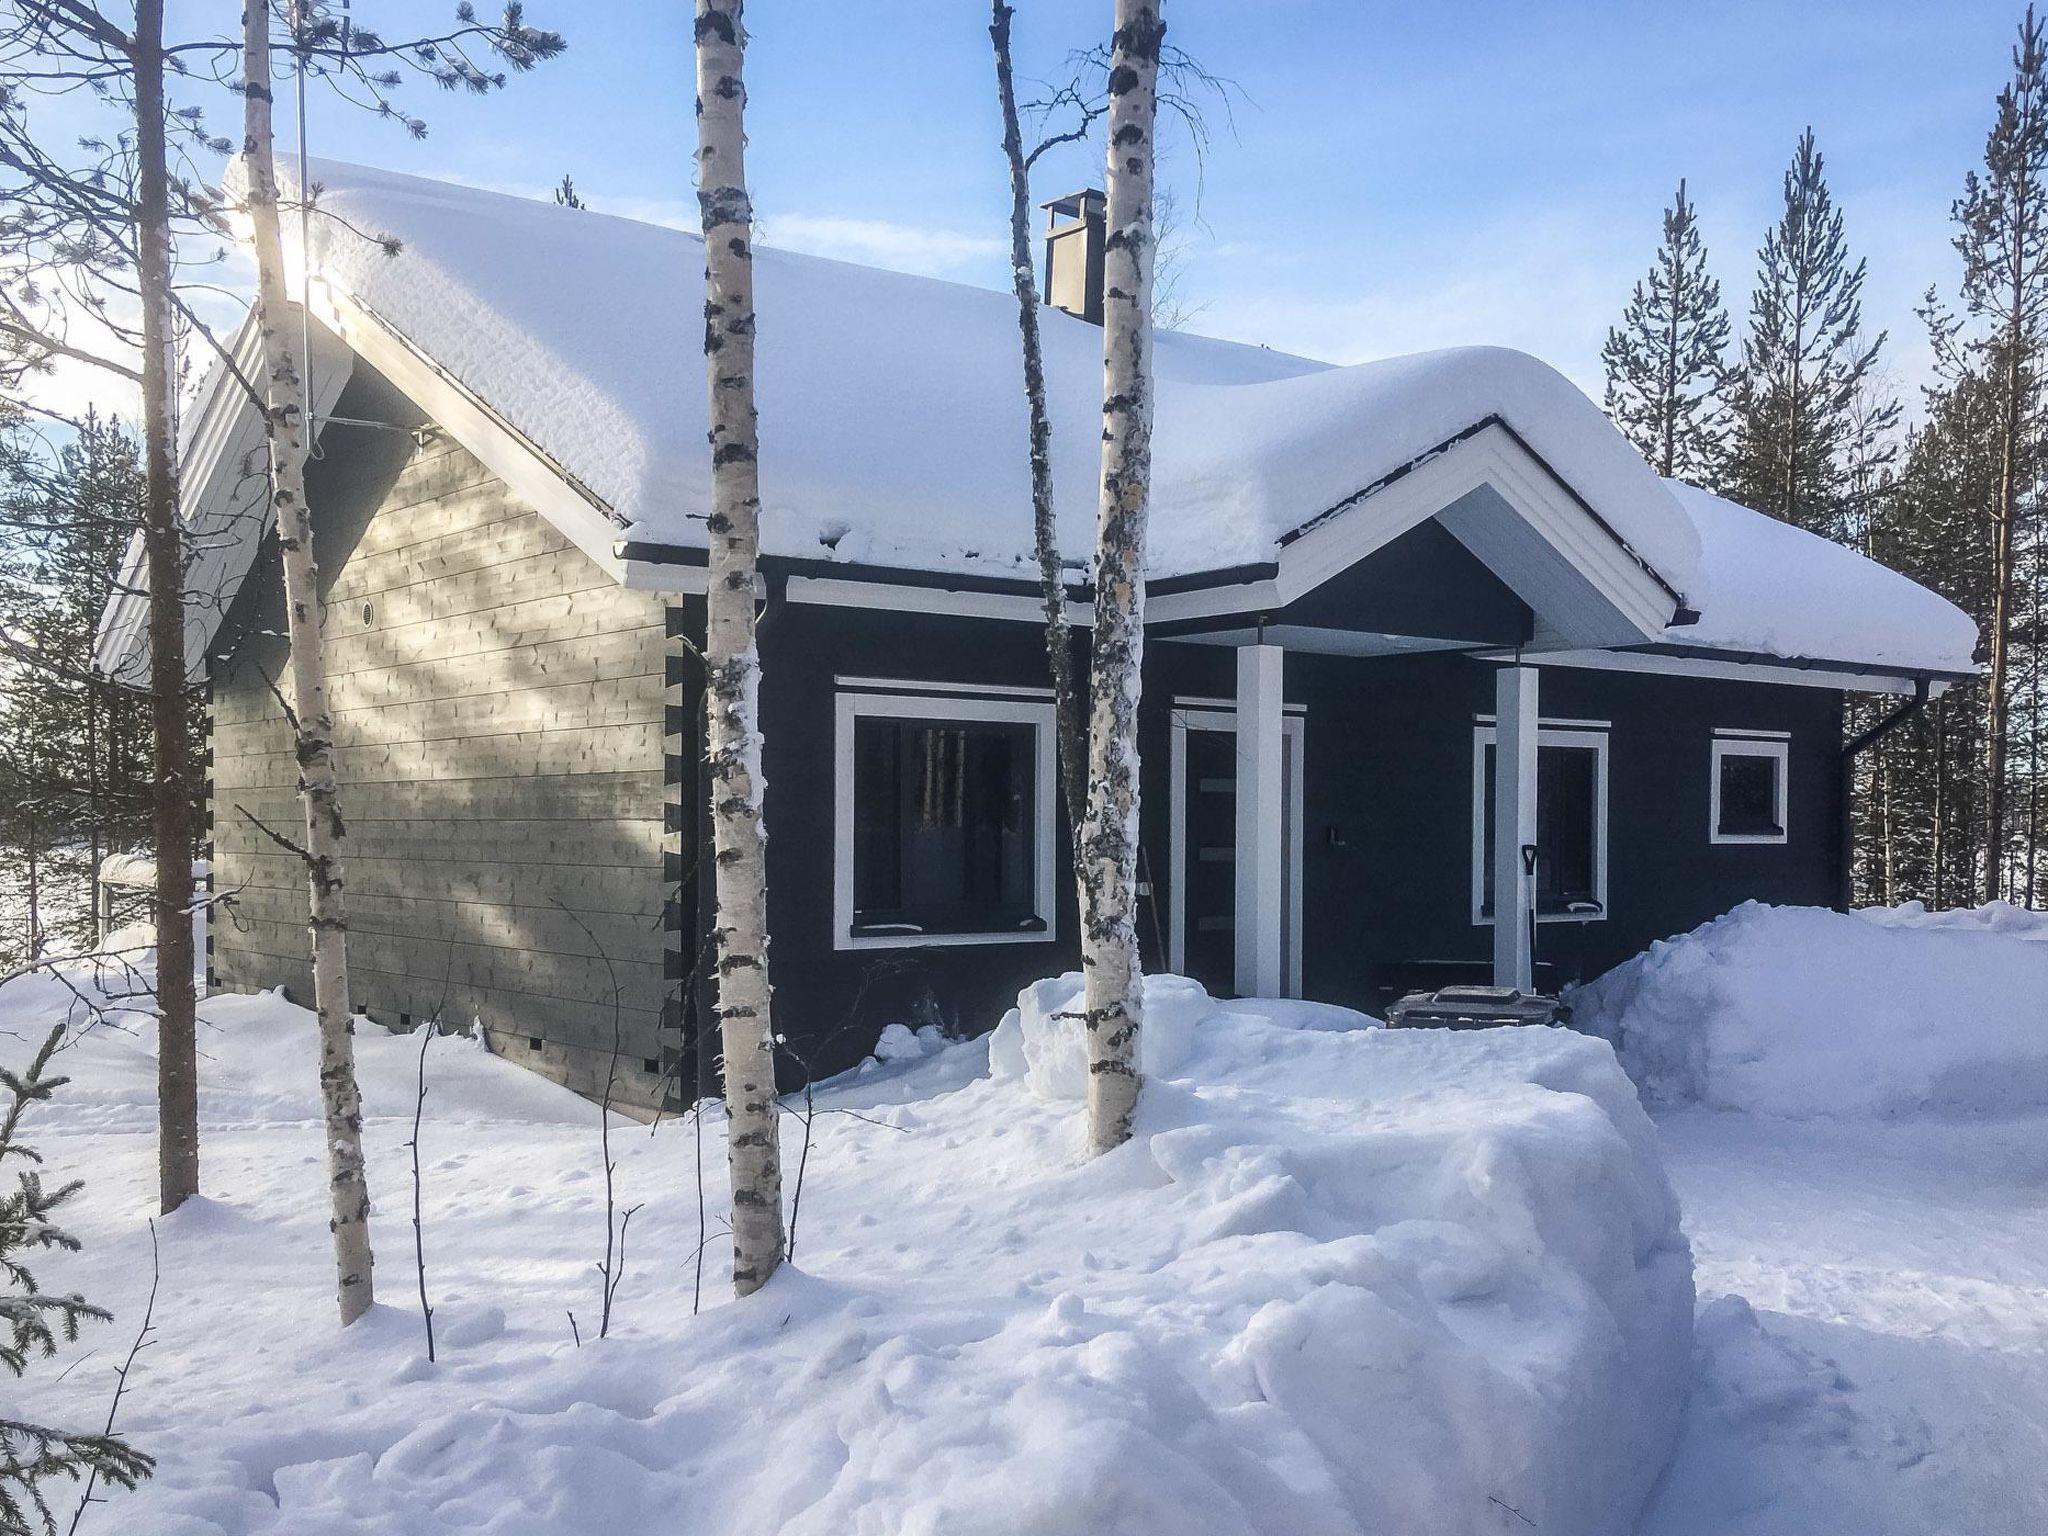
[
  {"xmin": 18, "ymin": 963, "xmax": 1691, "ymax": 1536},
  {"xmin": 1572, "ymin": 901, "xmax": 2048, "ymax": 1118},
  {"xmin": 987, "ymin": 971, "xmax": 1380, "ymax": 1098},
  {"xmin": 1663, "ymin": 482, "xmax": 1977, "ymax": 675}
]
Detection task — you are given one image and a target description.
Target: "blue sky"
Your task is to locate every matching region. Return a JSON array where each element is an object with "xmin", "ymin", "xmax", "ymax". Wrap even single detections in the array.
[{"xmin": 35, "ymin": 1, "xmax": 2044, "ymax": 416}]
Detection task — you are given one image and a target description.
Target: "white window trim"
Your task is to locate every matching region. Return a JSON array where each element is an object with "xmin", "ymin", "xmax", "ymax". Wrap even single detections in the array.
[
  {"xmin": 1470, "ymin": 724, "xmax": 1609, "ymax": 925},
  {"xmin": 1167, "ymin": 707, "xmax": 1306, "ymax": 997},
  {"xmin": 832, "ymin": 689, "xmax": 1059, "ymax": 951},
  {"xmin": 1710, "ymin": 735, "xmax": 1790, "ymax": 845}
]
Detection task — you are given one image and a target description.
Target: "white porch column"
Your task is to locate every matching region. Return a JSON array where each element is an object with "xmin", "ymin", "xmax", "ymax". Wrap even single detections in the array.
[
  {"xmin": 1234, "ymin": 643, "xmax": 1286, "ymax": 998},
  {"xmin": 1492, "ymin": 663, "xmax": 1539, "ymax": 992}
]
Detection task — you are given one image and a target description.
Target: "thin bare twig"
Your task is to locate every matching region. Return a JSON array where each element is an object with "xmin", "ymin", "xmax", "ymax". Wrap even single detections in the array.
[{"xmin": 65, "ymin": 1219, "xmax": 158, "ymax": 1536}]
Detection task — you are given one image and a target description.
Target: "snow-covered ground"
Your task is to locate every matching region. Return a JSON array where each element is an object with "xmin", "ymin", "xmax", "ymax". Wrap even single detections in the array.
[
  {"xmin": 10, "ymin": 955, "xmax": 1689, "ymax": 1536},
  {"xmin": 1577, "ymin": 902, "xmax": 2048, "ymax": 1535}
]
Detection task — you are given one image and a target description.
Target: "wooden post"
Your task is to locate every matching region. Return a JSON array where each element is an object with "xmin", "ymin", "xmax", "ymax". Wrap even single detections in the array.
[
  {"xmin": 1492, "ymin": 664, "xmax": 1539, "ymax": 991},
  {"xmin": 1233, "ymin": 643, "xmax": 1284, "ymax": 998}
]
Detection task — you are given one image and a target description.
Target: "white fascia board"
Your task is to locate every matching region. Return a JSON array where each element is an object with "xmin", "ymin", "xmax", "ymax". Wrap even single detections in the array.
[
  {"xmin": 621, "ymin": 558, "xmax": 705, "ymax": 594},
  {"xmin": 1147, "ymin": 576, "xmax": 1284, "ymax": 625},
  {"xmin": 1275, "ymin": 424, "xmax": 1678, "ymax": 642},
  {"xmin": 306, "ymin": 279, "xmax": 630, "ymax": 584},
  {"xmin": 1490, "ymin": 645, "xmax": 1946, "ymax": 697},
  {"xmin": 783, "ymin": 573, "xmax": 1091, "ymax": 626},
  {"xmin": 95, "ymin": 309, "xmax": 355, "ymax": 683}
]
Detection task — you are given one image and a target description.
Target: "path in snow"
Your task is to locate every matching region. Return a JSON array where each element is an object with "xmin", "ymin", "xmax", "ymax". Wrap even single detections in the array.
[{"xmin": 1638, "ymin": 1108, "xmax": 2048, "ymax": 1536}]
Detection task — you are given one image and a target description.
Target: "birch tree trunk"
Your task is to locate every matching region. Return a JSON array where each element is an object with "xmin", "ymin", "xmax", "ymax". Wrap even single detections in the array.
[
  {"xmin": 242, "ymin": 1, "xmax": 375, "ymax": 1325},
  {"xmin": 694, "ymin": 0, "xmax": 785, "ymax": 1297},
  {"xmin": 1080, "ymin": 0, "xmax": 1165, "ymax": 1156},
  {"xmin": 134, "ymin": 0, "xmax": 200, "ymax": 1216},
  {"xmin": 990, "ymin": 0, "xmax": 1086, "ymax": 839}
]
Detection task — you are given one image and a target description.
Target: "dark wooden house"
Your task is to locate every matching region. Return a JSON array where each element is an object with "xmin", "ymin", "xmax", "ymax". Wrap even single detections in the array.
[{"xmin": 97, "ymin": 162, "xmax": 1977, "ymax": 1109}]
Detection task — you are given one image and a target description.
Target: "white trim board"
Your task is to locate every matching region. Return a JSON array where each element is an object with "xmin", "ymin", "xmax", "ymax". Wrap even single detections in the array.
[
  {"xmin": 835, "ymin": 675, "xmax": 1055, "ymax": 700},
  {"xmin": 1474, "ymin": 713, "xmax": 1611, "ymax": 730},
  {"xmin": 1710, "ymin": 736, "xmax": 1790, "ymax": 845},
  {"xmin": 1171, "ymin": 693, "xmax": 1309, "ymax": 715},
  {"xmin": 786, "ymin": 573, "xmax": 1092, "ymax": 626},
  {"xmin": 1478, "ymin": 645, "xmax": 1951, "ymax": 697},
  {"xmin": 1469, "ymin": 723, "xmax": 1610, "ymax": 927},
  {"xmin": 1168, "ymin": 707, "xmax": 1306, "ymax": 997},
  {"xmin": 1147, "ymin": 422, "xmax": 1680, "ymax": 646},
  {"xmin": 831, "ymin": 689, "xmax": 1059, "ymax": 952}
]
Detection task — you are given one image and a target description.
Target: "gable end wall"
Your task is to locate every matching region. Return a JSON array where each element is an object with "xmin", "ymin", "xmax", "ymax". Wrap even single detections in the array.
[{"xmin": 209, "ymin": 413, "xmax": 673, "ymax": 1109}]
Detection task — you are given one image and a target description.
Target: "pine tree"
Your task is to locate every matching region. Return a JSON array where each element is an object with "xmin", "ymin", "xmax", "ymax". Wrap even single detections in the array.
[
  {"xmin": 1601, "ymin": 179, "xmax": 1731, "ymax": 482},
  {"xmin": 0, "ymin": 415, "xmax": 163, "ymax": 961},
  {"xmin": 2, "ymin": 1025, "xmax": 154, "ymax": 1532},
  {"xmin": 1859, "ymin": 329, "xmax": 2001, "ymax": 907},
  {"xmin": 1954, "ymin": 3, "xmax": 2048, "ymax": 901},
  {"xmin": 1723, "ymin": 129, "xmax": 1894, "ymax": 538},
  {"xmin": 554, "ymin": 174, "xmax": 585, "ymax": 210}
]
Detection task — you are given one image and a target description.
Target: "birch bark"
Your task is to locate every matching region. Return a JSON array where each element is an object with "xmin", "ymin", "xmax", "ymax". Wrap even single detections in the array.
[
  {"xmin": 133, "ymin": 0, "xmax": 199, "ymax": 1215},
  {"xmin": 1080, "ymin": 0, "xmax": 1164, "ymax": 1156},
  {"xmin": 990, "ymin": 1, "xmax": 1086, "ymax": 839},
  {"xmin": 241, "ymin": 0, "xmax": 375, "ymax": 1324},
  {"xmin": 694, "ymin": 0, "xmax": 785, "ymax": 1297}
]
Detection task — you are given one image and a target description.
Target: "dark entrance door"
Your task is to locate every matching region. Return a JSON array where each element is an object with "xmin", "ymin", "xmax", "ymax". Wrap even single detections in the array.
[{"xmin": 1181, "ymin": 726, "xmax": 1237, "ymax": 995}]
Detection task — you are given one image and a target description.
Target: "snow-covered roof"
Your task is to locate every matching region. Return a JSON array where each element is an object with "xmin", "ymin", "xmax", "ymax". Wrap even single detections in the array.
[
  {"xmin": 1661, "ymin": 483, "xmax": 1978, "ymax": 677},
  {"xmin": 283, "ymin": 159, "xmax": 1703, "ymax": 596},
  {"xmin": 97, "ymin": 158, "xmax": 1975, "ymax": 685}
]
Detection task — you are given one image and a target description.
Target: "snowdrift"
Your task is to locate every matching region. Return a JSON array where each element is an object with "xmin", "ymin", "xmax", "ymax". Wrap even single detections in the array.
[
  {"xmin": 18, "ymin": 969, "xmax": 1691, "ymax": 1536},
  {"xmin": 1572, "ymin": 901, "xmax": 2048, "ymax": 1118}
]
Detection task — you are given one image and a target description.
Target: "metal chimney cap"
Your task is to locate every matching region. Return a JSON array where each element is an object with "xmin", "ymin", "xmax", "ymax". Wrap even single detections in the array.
[{"xmin": 1040, "ymin": 189, "xmax": 1106, "ymax": 220}]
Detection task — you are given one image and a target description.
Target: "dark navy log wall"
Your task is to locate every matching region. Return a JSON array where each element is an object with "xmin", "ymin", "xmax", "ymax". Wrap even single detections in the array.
[
  {"xmin": 712, "ymin": 607, "xmax": 1842, "ymax": 1080},
  {"xmin": 205, "ymin": 377, "xmax": 1847, "ymax": 1096}
]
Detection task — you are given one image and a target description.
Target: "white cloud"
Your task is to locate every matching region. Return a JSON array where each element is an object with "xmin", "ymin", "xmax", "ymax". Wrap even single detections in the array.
[{"xmin": 1188, "ymin": 210, "xmax": 1630, "ymax": 398}]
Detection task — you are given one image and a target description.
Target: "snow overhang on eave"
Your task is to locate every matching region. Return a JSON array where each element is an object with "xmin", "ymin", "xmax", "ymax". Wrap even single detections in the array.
[{"xmin": 617, "ymin": 418, "xmax": 1692, "ymax": 650}]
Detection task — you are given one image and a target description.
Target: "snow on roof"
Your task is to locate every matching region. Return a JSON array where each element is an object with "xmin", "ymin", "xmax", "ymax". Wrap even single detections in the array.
[
  {"xmin": 1661, "ymin": 483, "xmax": 1978, "ymax": 676},
  {"xmin": 252, "ymin": 160, "xmax": 1979, "ymax": 679},
  {"xmin": 285, "ymin": 159, "xmax": 1703, "ymax": 594}
]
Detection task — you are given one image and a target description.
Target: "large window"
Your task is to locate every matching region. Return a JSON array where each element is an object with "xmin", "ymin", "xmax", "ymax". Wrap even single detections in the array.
[
  {"xmin": 833, "ymin": 689, "xmax": 1057, "ymax": 949},
  {"xmin": 1472, "ymin": 725, "xmax": 1609, "ymax": 923},
  {"xmin": 1711, "ymin": 734, "xmax": 1788, "ymax": 844}
]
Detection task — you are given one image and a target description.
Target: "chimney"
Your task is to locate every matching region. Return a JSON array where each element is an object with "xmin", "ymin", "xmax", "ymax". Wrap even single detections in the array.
[{"xmin": 1041, "ymin": 189, "xmax": 1106, "ymax": 325}]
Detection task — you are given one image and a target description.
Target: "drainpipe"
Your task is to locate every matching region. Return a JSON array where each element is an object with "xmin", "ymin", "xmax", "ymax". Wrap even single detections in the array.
[{"xmin": 1837, "ymin": 678, "xmax": 1930, "ymax": 910}]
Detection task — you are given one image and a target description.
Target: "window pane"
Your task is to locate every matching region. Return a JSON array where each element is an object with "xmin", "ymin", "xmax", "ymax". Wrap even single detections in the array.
[
  {"xmin": 1479, "ymin": 738, "xmax": 1601, "ymax": 916},
  {"xmin": 1718, "ymin": 752, "xmax": 1781, "ymax": 836},
  {"xmin": 853, "ymin": 715, "xmax": 1037, "ymax": 933},
  {"xmin": 1538, "ymin": 744, "xmax": 1597, "ymax": 910},
  {"xmin": 852, "ymin": 719, "xmax": 902, "ymax": 913}
]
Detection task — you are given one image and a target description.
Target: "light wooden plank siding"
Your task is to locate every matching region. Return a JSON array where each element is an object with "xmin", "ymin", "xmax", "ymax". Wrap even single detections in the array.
[{"xmin": 209, "ymin": 433, "xmax": 674, "ymax": 1108}]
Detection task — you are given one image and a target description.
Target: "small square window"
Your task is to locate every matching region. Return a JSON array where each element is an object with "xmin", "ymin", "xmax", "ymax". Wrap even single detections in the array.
[{"xmin": 1711, "ymin": 737, "xmax": 1788, "ymax": 844}]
